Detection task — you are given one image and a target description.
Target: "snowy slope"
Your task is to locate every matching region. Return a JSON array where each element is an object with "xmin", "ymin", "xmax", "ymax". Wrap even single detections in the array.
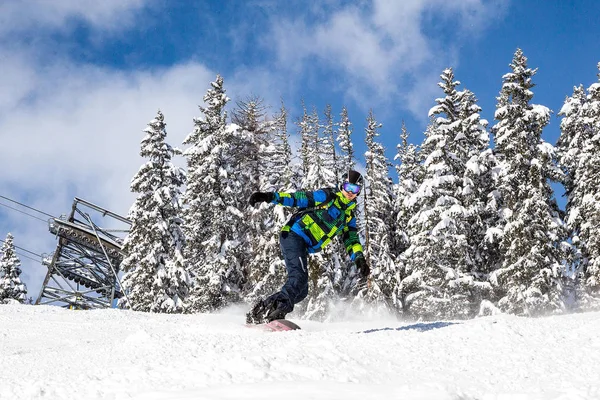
[{"xmin": 1, "ymin": 304, "xmax": 599, "ymax": 400}]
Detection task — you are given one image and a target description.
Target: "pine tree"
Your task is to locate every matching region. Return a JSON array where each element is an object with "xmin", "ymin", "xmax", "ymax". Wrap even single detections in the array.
[
  {"xmin": 557, "ymin": 85, "xmax": 589, "ymax": 300},
  {"xmin": 298, "ymin": 105, "xmax": 340, "ymax": 320},
  {"xmin": 393, "ymin": 122, "xmax": 423, "ymax": 314},
  {"xmin": 557, "ymin": 85, "xmax": 588, "ymax": 204},
  {"xmin": 231, "ymin": 96, "xmax": 273, "ymax": 264},
  {"xmin": 301, "ymin": 107, "xmax": 326, "ymax": 188},
  {"xmin": 337, "ymin": 106, "xmax": 355, "ymax": 170},
  {"xmin": 230, "ymin": 96, "xmax": 274, "ymax": 198},
  {"xmin": 456, "ymin": 88, "xmax": 501, "ymax": 309},
  {"xmin": 361, "ymin": 110, "xmax": 399, "ymax": 312},
  {"xmin": 394, "ymin": 121, "xmax": 421, "ymax": 258},
  {"xmin": 232, "ymin": 97, "xmax": 290, "ymax": 304},
  {"xmin": 246, "ymin": 104, "xmax": 298, "ymax": 303},
  {"xmin": 267, "ymin": 100, "xmax": 296, "ymax": 191},
  {"xmin": 120, "ymin": 110, "xmax": 190, "ymax": 313},
  {"xmin": 182, "ymin": 75, "xmax": 246, "ymax": 312},
  {"xmin": 0, "ymin": 233, "xmax": 27, "ymax": 304},
  {"xmin": 558, "ymin": 64, "xmax": 600, "ymax": 307},
  {"xmin": 400, "ymin": 69, "xmax": 494, "ymax": 319},
  {"xmin": 578, "ymin": 73, "xmax": 600, "ymax": 299},
  {"xmin": 490, "ymin": 49, "xmax": 567, "ymax": 315},
  {"xmin": 298, "ymin": 102, "xmax": 313, "ymax": 177},
  {"xmin": 321, "ymin": 104, "xmax": 339, "ymax": 186}
]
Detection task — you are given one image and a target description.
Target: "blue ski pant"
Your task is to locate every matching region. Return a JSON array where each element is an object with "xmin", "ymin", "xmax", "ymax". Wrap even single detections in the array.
[{"xmin": 266, "ymin": 231, "xmax": 309, "ymax": 314}]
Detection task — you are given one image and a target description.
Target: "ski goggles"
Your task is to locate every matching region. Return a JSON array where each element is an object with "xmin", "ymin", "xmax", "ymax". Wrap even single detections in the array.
[{"xmin": 342, "ymin": 182, "xmax": 362, "ymax": 195}]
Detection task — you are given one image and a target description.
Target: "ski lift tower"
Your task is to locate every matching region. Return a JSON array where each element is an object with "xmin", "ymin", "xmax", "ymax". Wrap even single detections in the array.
[{"xmin": 36, "ymin": 197, "xmax": 131, "ymax": 309}]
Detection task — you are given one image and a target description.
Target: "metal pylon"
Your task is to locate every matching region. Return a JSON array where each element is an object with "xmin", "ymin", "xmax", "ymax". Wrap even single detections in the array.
[{"xmin": 36, "ymin": 197, "xmax": 131, "ymax": 309}]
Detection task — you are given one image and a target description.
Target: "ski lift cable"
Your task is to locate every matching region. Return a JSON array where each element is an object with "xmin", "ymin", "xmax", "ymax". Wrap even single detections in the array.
[
  {"xmin": 0, "ymin": 238, "xmax": 44, "ymax": 258},
  {"xmin": 0, "ymin": 201, "xmax": 48, "ymax": 223},
  {"xmin": 13, "ymin": 251, "xmax": 42, "ymax": 263},
  {"xmin": 0, "ymin": 194, "xmax": 56, "ymax": 219}
]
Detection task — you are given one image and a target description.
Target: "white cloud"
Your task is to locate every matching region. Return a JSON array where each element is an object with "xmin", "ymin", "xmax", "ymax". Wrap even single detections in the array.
[
  {"xmin": 265, "ymin": 0, "xmax": 509, "ymax": 117},
  {"xmin": 0, "ymin": 0, "xmax": 150, "ymax": 37},
  {"xmin": 0, "ymin": 52, "xmax": 37, "ymax": 112},
  {"xmin": 1, "ymin": 61, "xmax": 215, "ymax": 199},
  {"xmin": 0, "ymin": 57, "xmax": 220, "ymax": 298}
]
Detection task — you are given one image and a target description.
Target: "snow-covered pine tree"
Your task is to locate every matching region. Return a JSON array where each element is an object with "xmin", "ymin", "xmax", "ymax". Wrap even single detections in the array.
[
  {"xmin": 119, "ymin": 110, "xmax": 190, "ymax": 313},
  {"xmin": 0, "ymin": 233, "xmax": 27, "ymax": 304},
  {"xmin": 557, "ymin": 85, "xmax": 588, "ymax": 207},
  {"xmin": 321, "ymin": 104, "xmax": 339, "ymax": 187},
  {"xmin": 400, "ymin": 68, "xmax": 493, "ymax": 319},
  {"xmin": 337, "ymin": 106, "xmax": 356, "ymax": 170},
  {"xmin": 232, "ymin": 97, "xmax": 289, "ymax": 305},
  {"xmin": 302, "ymin": 106, "xmax": 342, "ymax": 320},
  {"xmin": 392, "ymin": 122, "xmax": 423, "ymax": 311},
  {"xmin": 231, "ymin": 96, "xmax": 268, "ymax": 193},
  {"xmin": 558, "ymin": 64, "xmax": 600, "ymax": 307},
  {"xmin": 182, "ymin": 75, "xmax": 246, "ymax": 312},
  {"xmin": 578, "ymin": 70, "xmax": 600, "ymax": 302},
  {"xmin": 557, "ymin": 85, "xmax": 589, "ymax": 303},
  {"xmin": 361, "ymin": 110, "xmax": 399, "ymax": 312},
  {"xmin": 456, "ymin": 88, "xmax": 501, "ymax": 312},
  {"xmin": 268, "ymin": 100, "xmax": 297, "ymax": 191},
  {"xmin": 401, "ymin": 93, "xmax": 470, "ymax": 319},
  {"xmin": 231, "ymin": 97, "xmax": 272, "ymax": 247},
  {"xmin": 301, "ymin": 106, "xmax": 326, "ymax": 189},
  {"xmin": 393, "ymin": 121, "xmax": 422, "ymax": 258},
  {"xmin": 398, "ymin": 121, "xmax": 439, "ymax": 317},
  {"xmin": 298, "ymin": 102, "xmax": 314, "ymax": 178},
  {"xmin": 490, "ymin": 49, "xmax": 567, "ymax": 316}
]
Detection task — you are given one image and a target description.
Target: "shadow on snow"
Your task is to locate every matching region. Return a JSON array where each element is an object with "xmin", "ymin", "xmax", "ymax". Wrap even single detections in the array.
[{"xmin": 361, "ymin": 321, "xmax": 460, "ymax": 334}]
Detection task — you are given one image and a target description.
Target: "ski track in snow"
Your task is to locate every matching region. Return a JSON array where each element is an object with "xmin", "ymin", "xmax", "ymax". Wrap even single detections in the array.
[{"xmin": 1, "ymin": 304, "xmax": 599, "ymax": 400}]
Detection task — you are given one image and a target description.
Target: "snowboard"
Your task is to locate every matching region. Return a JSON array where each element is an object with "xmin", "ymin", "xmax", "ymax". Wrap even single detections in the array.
[{"xmin": 247, "ymin": 319, "xmax": 301, "ymax": 332}]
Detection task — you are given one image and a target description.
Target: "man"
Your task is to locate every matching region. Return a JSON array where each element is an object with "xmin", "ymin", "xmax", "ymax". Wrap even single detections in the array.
[{"xmin": 246, "ymin": 169, "xmax": 369, "ymax": 324}]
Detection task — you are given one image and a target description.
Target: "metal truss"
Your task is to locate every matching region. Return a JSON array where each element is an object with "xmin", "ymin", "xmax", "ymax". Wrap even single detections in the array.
[{"xmin": 36, "ymin": 198, "xmax": 131, "ymax": 309}]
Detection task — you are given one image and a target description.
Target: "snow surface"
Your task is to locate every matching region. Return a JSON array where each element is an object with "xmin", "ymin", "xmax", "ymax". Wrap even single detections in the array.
[{"xmin": 1, "ymin": 304, "xmax": 599, "ymax": 400}]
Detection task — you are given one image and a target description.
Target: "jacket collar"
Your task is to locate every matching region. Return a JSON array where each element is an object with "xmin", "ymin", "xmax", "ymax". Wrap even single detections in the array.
[{"xmin": 335, "ymin": 191, "xmax": 356, "ymax": 209}]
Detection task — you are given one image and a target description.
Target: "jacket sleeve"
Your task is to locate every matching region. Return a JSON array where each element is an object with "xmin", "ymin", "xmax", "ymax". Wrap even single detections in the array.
[
  {"xmin": 271, "ymin": 188, "xmax": 332, "ymax": 209},
  {"xmin": 342, "ymin": 213, "xmax": 364, "ymax": 261}
]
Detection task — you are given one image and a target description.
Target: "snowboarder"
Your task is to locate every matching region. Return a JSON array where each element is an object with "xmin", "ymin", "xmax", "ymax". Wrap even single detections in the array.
[{"xmin": 246, "ymin": 170, "xmax": 370, "ymax": 324}]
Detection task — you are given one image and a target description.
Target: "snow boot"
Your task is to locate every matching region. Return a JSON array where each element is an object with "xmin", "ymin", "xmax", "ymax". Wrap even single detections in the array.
[
  {"xmin": 246, "ymin": 297, "xmax": 288, "ymax": 324},
  {"xmin": 265, "ymin": 302, "xmax": 287, "ymax": 322}
]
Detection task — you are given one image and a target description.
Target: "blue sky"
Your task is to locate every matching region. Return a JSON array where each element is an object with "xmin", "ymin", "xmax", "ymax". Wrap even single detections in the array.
[
  {"xmin": 19, "ymin": 0, "xmax": 598, "ymax": 161},
  {"xmin": 1, "ymin": 0, "xmax": 600, "ymax": 297}
]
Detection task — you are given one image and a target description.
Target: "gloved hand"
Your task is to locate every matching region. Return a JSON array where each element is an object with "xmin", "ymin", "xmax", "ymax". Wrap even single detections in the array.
[
  {"xmin": 249, "ymin": 192, "xmax": 274, "ymax": 207},
  {"xmin": 356, "ymin": 257, "xmax": 370, "ymax": 277}
]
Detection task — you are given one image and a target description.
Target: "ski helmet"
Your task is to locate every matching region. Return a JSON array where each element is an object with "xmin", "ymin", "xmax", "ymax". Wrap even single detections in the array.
[
  {"xmin": 339, "ymin": 169, "xmax": 364, "ymax": 194},
  {"xmin": 345, "ymin": 169, "xmax": 364, "ymax": 185}
]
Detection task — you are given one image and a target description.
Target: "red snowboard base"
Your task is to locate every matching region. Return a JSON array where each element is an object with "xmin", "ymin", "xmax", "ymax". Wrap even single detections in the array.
[{"xmin": 247, "ymin": 319, "xmax": 301, "ymax": 332}]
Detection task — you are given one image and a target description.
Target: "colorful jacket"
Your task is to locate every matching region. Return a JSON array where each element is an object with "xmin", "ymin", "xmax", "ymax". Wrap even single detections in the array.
[{"xmin": 271, "ymin": 188, "xmax": 365, "ymax": 260}]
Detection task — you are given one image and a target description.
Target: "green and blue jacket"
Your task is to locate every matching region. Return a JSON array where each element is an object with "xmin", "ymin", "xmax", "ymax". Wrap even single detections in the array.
[{"xmin": 272, "ymin": 188, "xmax": 365, "ymax": 260}]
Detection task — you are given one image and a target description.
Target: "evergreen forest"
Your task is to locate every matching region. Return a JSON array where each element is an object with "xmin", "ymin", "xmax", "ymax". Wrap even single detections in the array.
[{"xmin": 118, "ymin": 49, "xmax": 600, "ymax": 320}]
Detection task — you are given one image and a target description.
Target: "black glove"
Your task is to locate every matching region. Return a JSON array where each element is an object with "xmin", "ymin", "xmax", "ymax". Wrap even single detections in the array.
[
  {"xmin": 356, "ymin": 257, "xmax": 370, "ymax": 277},
  {"xmin": 249, "ymin": 192, "xmax": 274, "ymax": 207}
]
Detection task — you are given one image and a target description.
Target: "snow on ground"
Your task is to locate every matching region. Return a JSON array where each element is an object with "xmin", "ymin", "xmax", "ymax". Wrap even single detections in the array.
[{"xmin": 1, "ymin": 304, "xmax": 599, "ymax": 400}]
